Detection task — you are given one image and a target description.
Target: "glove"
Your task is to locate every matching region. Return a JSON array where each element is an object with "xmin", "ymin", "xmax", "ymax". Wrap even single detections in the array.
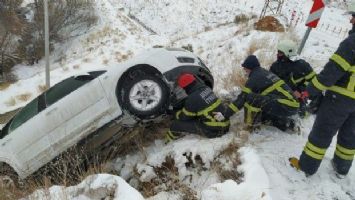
[
  {"xmin": 298, "ymin": 91, "xmax": 309, "ymax": 102},
  {"xmin": 213, "ymin": 112, "xmax": 225, "ymax": 122}
]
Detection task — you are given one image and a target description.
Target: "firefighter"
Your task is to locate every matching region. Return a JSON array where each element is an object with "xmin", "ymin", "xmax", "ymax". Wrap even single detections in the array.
[
  {"xmin": 289, "ymin": 3, "xmax": 355, "ymax": 178},
  {"xmin": 270, "ymin": 39, "xmax": 316, "ymax": 116},
  {"xmin": 223, "ymin": 55, "xmax": 300, "ymax": 131},
  {"xmin": 165, "ymin": 73, "xmax": 230, "ymax": 142}
]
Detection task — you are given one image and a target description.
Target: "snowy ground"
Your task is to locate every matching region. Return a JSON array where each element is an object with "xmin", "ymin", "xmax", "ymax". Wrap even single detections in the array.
[{"xmin": 1, "ymin": 0, "xmax": 354, "ymax": 199}]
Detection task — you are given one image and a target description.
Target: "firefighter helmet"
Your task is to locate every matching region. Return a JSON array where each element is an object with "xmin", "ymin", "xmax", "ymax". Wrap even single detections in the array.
[
  {"xmin": 277, "ymin": 40, "xmax": 298, "ymax": 58},
  {"xmin": 177, "ymin": 73, "xmax": 196, "ymax": 88}
]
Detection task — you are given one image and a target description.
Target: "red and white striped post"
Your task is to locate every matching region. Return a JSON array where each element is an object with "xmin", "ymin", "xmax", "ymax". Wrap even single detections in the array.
[{"xmin": 298, "ymin": 0, "xmax": 327, "ymax": 54}]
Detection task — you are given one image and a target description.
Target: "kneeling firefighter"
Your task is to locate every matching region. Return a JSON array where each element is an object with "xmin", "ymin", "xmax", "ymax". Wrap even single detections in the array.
[
  {"xmin": 165, "ymin": 73, "xmax": 230, "ymax": 142},
  {"xmin": 223, "ymin": 55, "xmax": 300, "ymax": 131}
]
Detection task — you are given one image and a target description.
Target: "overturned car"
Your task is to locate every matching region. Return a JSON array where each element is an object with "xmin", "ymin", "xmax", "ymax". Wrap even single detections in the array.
[{"xmin": 0, "ymin": 47, "xmax": 214, "ymax": 180}]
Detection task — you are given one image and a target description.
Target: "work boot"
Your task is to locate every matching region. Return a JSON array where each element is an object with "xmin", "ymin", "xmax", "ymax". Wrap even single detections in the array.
[
  {"xmin": 289, "ymin": 157, "xmax": 311, "ymax": 177},
  {"xmin": 331, "ymin": 159, "xmax": 347, "ymax": 179},
  {"xmin": 289, "ymin": 157, "xmax": 301, "ymax": 170}
]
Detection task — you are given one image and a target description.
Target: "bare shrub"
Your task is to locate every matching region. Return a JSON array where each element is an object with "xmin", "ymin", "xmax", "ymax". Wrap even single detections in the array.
[
  {"xmin": 0, "ymin": 1, "xmax": 24, "ymax": 79},
  {"xmin": 16, "ymin": 92, "xmax": 32, "ymax": 102},
  {"xmin": 16, "ymin": 0, "xmax": 98, "ymax": 65}
]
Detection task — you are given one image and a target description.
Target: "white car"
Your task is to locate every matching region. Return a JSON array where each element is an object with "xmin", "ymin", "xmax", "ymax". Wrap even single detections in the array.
[{"xmin": 0, "ymin": 47, "xmax": 213, "ymax": 180}]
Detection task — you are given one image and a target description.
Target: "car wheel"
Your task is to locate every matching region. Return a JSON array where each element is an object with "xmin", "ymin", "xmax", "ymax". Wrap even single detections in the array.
[{"xmin": 119, "ymin": 70, "xmax": 169, "ymax": 119}]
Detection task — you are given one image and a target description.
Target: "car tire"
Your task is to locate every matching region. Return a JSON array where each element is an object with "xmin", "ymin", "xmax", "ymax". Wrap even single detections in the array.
[{"xmin": 119, "ymin": 70, "xmax": 169, "ymax": 119}]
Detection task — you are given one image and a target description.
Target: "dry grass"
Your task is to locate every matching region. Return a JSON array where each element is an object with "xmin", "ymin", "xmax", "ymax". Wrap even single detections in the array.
[
  {"xmin": 0, "ymin": 108, "xmax": 21, "ymax": 124},
  {"xmin": 283, "ymin": 27, "xmax": 301, "ymax": 43},
  {"xmin": 0, "ymin": 123, "xmax": 163, "ymax": 199},
  {"xmin": 139, "ymin": 156, "xmax": 197, "ymax": 200},
  {"xmin": 37, "ymin": 84, "xmax": 48, "ymax": 93},
  {"xmin": 82, "ymin": 58, "xmax": 90, "ymax": 63},
  {"xmin": 73, "ymin": 64, "xmax": 80, "ymax": 69},
  {"xmin": 247, "ymin": 39, "xmax": 265, "ymax": 55},
  {"xmin": 102, "ymin": 59, "xmax": 109, "ymax": 65},
  {"xmin": 0, "ymin": 147, "xmax": 112, "ymax": 199},
  {"xmin": 0, "ymin": 82, "xmax": 11, "ymax": 91},
  {"xmin": 212, "ymin": 139, "xmax": 244, "ymax": 183},
  {"xmin": 254, "ymin": 16, "xmax": 285, "ymax": 32},
  {"xmin": 15, "ymin": 93, "xmax": 32, "ymax": 102},
  {"xmin": 4, "ymin": 97, "xmax": 16, "ymax": 107},
  {"xmin": 234, "ymin": 14, "xmax": 250, "ymax": 24},
  {"xmin": 221, "ymin": 67, "xmax": 247, "ymax": 91}
]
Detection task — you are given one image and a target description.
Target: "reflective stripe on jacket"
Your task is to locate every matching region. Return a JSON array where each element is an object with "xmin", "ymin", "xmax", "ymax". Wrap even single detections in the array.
[
  {"xmin": 307, "ymin": 34, "xmax": 355, "ymax": 99},
  {"xmin": 176, "ymin": 82, "xmax": 230, "ymax": 128},
  {"xmin": 228, "ymin": 67, "xmax": 299, "ymax": 113}
]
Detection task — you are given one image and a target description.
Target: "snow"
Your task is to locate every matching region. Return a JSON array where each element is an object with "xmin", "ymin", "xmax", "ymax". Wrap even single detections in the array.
[
  {"xmin": 201, "ymin": 147, "xmax": 272, "ymax": 200},
  {"xmin": 23, "ymin": 174, "xmax": 145, "ymax": 200},
  {"xmin": 1, "ymin": 0, "xmax": 354, "ymax": 199}
]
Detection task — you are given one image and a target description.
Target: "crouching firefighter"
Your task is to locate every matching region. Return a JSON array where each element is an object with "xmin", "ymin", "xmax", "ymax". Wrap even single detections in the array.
[
  {"xmin": 223, "ymin": 55, "xmax": 300, "ymax": 132},
  {"xmin": 270, "ymin": 39, "xmax": 317, "ymax": 117},
  {"xmin": 165, "ymin": 73, "xmax": 230, "ymax": 143},
  {"xmin": 289, "ymin": 2, "xmax": 355, "ymax": 178}
]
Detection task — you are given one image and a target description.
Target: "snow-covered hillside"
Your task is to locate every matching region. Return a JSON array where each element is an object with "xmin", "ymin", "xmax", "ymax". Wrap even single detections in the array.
[{"xmin": 1, "ymin": 0, "xmax": 354, "ymax": 199}]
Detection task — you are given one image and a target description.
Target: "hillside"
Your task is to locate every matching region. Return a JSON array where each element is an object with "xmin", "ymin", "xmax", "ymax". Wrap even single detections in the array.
[{"xmin": 1, "ymin": 0, "xmax": 354, "ymax": 199}]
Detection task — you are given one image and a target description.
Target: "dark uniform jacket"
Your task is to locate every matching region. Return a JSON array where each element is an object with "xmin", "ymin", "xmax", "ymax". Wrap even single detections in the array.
[
  {"xmin": 175, "ymin": 82, "xmax": 230, "ymax": 129},
  {"xmin": 270, "ymin": 59, "xmax": 315, "ymax": 92},
  {"xmin": 224, "ymin": 66, "xmax": 299, "ymax": 118},
  {"xmin": 307, "ymin": 33, "xmax": 355, "ymax": 100}
]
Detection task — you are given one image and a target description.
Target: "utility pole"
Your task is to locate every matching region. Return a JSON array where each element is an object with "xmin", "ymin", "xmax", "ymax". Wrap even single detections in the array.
[
  {"xmin": 260, "ymin": 0, "xmax": 285, "ymax": 19},
  {"xmin": 44, "ymin": 0, "xmax": 50, "ymax": 88}
]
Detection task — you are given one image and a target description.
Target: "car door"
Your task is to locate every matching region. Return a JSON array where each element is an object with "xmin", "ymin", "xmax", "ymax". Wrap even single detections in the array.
[
  {"xmin": 45, "ymin": 71, "xmax": 112, "ymax": 155},
  {"xmin": 1, "ymin": 95, "xmax": 55, "ymax": 173}
]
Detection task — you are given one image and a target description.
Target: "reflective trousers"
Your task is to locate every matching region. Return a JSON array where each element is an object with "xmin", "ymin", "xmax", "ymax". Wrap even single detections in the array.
[{"xmin": 299, "ymin": 92, "xmax": 355, "ymax": 175}]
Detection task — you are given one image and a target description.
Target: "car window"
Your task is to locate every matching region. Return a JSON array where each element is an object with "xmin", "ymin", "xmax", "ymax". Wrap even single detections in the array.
[
  {"xmin": 9, "ymin": 98, "xmax": 39, "ymax": 133},
  {"xmin": 46, "ymin": 70, "xmax": 106, "ymax": 106},
  {"xmin": 0, "ymin": 70, "xmax": 107, "ymax": 137}
]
